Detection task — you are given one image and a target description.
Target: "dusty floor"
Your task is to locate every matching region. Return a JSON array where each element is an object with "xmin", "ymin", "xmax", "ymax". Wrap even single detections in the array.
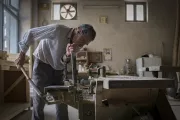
[
  {"xmin": 12, "ymin": 99, "xmax": 180, "ymax": 120},
  {"xmin": 12, "ymin": 105, "xmax": 79, "ymax": 120}
]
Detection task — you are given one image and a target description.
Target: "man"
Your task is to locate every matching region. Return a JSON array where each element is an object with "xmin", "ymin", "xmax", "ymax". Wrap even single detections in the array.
[{"xmin": 15, "ymin": 24, "xmax": 96, "ymax": 120}]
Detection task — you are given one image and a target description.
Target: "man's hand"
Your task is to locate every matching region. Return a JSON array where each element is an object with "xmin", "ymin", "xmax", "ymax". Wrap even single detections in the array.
[
  {"xmin": 15, "ymin": 51, "xmax": 26, "ymax": 68},
  {"xmin": 66, "ymin": 43, "xmax": 82, "ymax": 57},
  {"xmin": 66, "ymin": 43, "xmax": 76, "ymax": 56}
]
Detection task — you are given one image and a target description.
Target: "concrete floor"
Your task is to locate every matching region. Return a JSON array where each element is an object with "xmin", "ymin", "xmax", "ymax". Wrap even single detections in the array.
[
  {"xmin": 12, "ymin": 105, "xmax": 79, "ymax": 120},
  {"xmin": 12, "ymin": 98, "xmax": 180, "ymax": 120}
]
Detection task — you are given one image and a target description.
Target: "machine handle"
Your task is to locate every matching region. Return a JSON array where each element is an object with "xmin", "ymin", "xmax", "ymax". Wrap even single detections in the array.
[
  {"xmin": 18, "ymin": 65, "xmax": 44, "ymax": 97},
  {"xmin": 71, "ymin": 52, "xmax": 77, "ymax": 86}
]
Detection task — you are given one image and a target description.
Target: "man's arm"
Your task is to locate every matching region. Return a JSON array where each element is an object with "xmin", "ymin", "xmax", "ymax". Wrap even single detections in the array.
[
  {"xmin": 19, "ymin": 24, "xmax": 58, "ymax": 53},
  {"xmin": 16, "ymin": 24, "xmax": 58, "ymax": 66}
]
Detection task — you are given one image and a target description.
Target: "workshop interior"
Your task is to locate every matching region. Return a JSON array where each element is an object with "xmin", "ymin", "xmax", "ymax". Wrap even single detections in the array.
[{"xmin": 1, "ymin": 0, "xmax": 180, "ymax": 120}]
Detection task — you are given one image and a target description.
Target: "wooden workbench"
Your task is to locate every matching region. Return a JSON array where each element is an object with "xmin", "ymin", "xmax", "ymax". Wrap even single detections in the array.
[{"xmin": 0, "ymin": 59, "xmax": 30, "ymax": 120}]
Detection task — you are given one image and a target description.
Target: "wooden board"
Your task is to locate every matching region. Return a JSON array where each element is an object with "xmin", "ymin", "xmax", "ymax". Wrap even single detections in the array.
[
  {"xmin": 0, "ymin": 70, "xmax": 4, "ymax": 104},
  {"xmin": 0, "ymin": 60, "xmax": 29, "ymax": 71},
  {"xmin": 0, "ymin": 59, "xmax": 30, "ymax": 103},
  {"xmin": 0, "ymin": 103, "xmax": 30, "ymax": 120},
  {"xmin": 0, "ymin": 51, "xmax": 7, "ymax": 60},
  {"xmin": 4, "ymin": 71, "xmax": 28, "ymax": 102},
  {"xmin": 6, "ymin": 53, "xmax": 29, "ymax": 63}
]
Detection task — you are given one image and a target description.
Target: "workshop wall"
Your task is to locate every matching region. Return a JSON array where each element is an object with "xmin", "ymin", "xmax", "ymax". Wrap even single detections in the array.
[
  {"xmin": 19, "ymin": 0, "xmax": 32, "ymax": 56},
  {"xmin": 37, "ymin": 0, "xmax": 176, "ymax": 72}
]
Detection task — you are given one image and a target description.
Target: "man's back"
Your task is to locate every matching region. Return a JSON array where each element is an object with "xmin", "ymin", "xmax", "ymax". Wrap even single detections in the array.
[{"xmin": 20, "ymin": 24, "xmax": 71, "ymax": 70}]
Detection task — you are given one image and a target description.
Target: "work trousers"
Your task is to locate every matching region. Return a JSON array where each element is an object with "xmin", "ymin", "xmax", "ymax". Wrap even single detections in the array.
[{"xmin": 32, "ymin": 58, "xmax": 69, "ymax": 120}]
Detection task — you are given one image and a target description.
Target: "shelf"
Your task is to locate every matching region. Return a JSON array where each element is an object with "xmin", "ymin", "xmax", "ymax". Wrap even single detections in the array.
[
  {"xmin": 76, "ymin": 58, "xmax": 87, "ymax": 61},
  {"xmin": 0, "ymin": 103, "xmax": 30, "ymax": 120},
  {"xmin": 78, "ymin": 71, "xmax": 88, "ymax": 74}
]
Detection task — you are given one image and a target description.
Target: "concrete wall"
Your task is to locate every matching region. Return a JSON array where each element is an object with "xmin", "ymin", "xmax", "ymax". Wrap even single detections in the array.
[
  {"xmin": 38, "ymin": 0, "xmax": 177, "ymax": 72},
  {"xmin": 19, "ymin": 0, "xmax": 32, "ymax": 55}
]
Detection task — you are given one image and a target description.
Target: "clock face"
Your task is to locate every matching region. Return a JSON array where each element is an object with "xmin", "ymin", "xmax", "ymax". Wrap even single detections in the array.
[{"xmin": 60, "ymin": 3, "xmax": 77, "ymax": 20}]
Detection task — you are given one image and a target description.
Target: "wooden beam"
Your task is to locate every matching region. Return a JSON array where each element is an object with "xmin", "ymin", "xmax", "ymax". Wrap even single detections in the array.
[
  {"xmin": 0, "ymin": 70, "xmax": 4, "ymax": 104},
  {"xmin": 4, "ymin": 74, "xmax": 25, "ymax": 96}
]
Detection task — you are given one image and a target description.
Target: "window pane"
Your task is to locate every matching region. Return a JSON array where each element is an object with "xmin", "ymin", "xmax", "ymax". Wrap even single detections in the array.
[
  {"xmin": 4, "ymin": 28, "xmax": 6, "ymax": 36},
  {"xmin": 4, "ymin": 40, "xmax": 7, "ymax": 48},
  {"xmin": 10, "ymin": 15, "xmax": 18, "ymax": 53},
  {"xmin": 53, "ymin": 4, "xmax": 60, "ymax": 20},
  {"xmin": 136, "ymin": 5, "xmax": 144, "ymax": 21},
  {"xmin": 3, "ymin": 10, "xmax": 18, "ymax": 53},
  {"xmin": 4, "ymin": 16, "xmax": 6, "ymax": 24},
  {"xmin": 126, "ymin": 4, "xmax": 134, "ymax": 21},
  {"xmin": 10, "ymin": 0, "xmax": 19, "ymax": 9}
]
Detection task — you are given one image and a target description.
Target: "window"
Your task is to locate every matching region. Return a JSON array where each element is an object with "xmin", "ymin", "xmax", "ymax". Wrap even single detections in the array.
[
  {"xmin": 0, "ymin": 0, "xmax": 19, "ymax": 53},
  {"xmin": 52, "ymin": 3, "xmax": 61, "ymax": 20},
  {"xmin": 125, "ymin": 2, "xmax": 147, "ymax": 22}
]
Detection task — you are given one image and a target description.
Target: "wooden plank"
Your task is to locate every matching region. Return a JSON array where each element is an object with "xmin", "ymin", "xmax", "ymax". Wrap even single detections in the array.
[
  {"xmin": 0, "ymin": 103, "xmax": 30, "ymax": 120},
  {"xmin": 0, "ymin": 60, "xmax": 29, "ymax": 69},
  {"xmin": 0, "ymin": 51, "xmax": 7, "ymax": 60},
  {"xmin": 25, "ymin": 72, "xmax": 30, "ymax": 102},
  {"xmin": 0, "ymin": 69, "xmax": 4, "ymax": 104},
  {"xmin": 4, "ymin": 74, "xmax": 25, "ymax": 96},
  {"xmin": 4, "ymin": 71, "xmax": 27, "ymax": 102},
  {"xmin": 6, "ymin": 53, "xmax": 29, "ymax": 63}
]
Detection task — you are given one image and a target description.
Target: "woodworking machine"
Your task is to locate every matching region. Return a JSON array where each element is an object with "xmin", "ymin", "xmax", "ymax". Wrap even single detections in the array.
[{"xmin": 20, "ymin": 53, "xmax": 177, "ymax": 120}]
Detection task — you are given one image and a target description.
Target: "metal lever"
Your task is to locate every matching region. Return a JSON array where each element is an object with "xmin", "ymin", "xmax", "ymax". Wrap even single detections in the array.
[
  {"xmin": 18, "ymin": 66, "xmax": 44, "ymax": 98},
  {"xmin": 71, "ymin": 52, "xmax": 77, "ymax": 86}
]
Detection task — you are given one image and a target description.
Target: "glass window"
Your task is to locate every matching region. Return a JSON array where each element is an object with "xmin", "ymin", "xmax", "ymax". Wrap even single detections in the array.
[
  {"xmin": 125, "ymin": 2, "xmax": 147, "ymax": 22},
  {"xmin": 126, "ymin": 4, "xmax": 134, "ymax": 21},
  {"xmin": 10, "ymin": 0, "xmax": 19, "ymax": 9},
  {"xmin": 136, "ymin": 5, "xmax": 144, "ymax": 21},
  {"xmin": 53, "ymin": 4, "xmax": 60, "ymax": 20},
  {"xmin": 1, "ymin": 0, "xmax": 19, "ymax": 53}
]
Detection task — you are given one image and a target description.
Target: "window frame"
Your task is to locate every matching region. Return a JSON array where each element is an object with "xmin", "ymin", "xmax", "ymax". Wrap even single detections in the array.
[
  {"xmin": 125, "ymin": 2, "xmax": 147, "ymax": 22},
  {"xmin": 0, "ymin": 0, "xmax": 20, "ymax": 53},
  {"xmin": 0, "ymin": 1, "xmax": 3, "ymax": 50}
]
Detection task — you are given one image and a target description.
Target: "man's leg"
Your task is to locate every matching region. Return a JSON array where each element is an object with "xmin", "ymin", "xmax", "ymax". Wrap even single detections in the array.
[
  {"xmin": 56, "ymin": 103, "xmax": 69, "ymax": 120},
  {"xmin": 32, "ymin": 90, "xmax": 45, "ymax": 120},
  {"xmin": 32, "ymin": 58, "xmax": 53, "ymax": 120},
  {"xmin": 53, "ymin": 70, "xmax": 69, "ymax": 120}
]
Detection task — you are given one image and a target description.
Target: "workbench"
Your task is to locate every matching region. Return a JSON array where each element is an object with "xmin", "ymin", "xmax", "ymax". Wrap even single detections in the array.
[
  {"xmin": 0, "ymin": 60, "xmax": 30, "ymax": 120},
  {"xmin": 93, "ymin": 75, "xmax": 176, "ymax": 120}
]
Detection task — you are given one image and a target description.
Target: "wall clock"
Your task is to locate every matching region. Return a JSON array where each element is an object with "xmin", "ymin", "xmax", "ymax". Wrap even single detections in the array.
[{"xmin": 60, "ymin": 3, "xmax": 77, "ymax": 20}]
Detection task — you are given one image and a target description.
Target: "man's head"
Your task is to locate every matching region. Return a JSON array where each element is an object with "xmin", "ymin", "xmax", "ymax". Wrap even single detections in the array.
[{"xmin": 72, "ymin": 24, "xmax": 96, "ymax": 50}]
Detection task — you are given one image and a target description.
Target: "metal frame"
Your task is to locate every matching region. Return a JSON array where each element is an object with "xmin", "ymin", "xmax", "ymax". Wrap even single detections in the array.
[
  {"xmin": 125, "ymin": 2, "xmax": 147, "ymax": 22},
  {"xmin": 9, "ymin": 0, "xmax": 19, "ymax": 12}
]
